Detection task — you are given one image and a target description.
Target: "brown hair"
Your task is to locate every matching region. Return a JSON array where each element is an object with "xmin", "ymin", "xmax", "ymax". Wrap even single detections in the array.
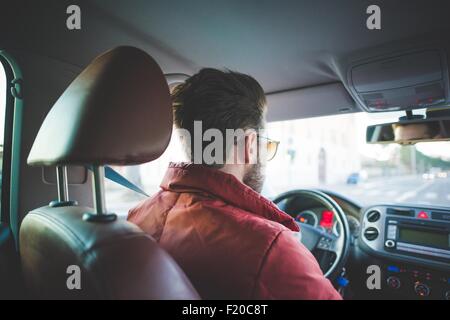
[{"xmin": 172, "ymin": 68, "xmax": 266, "ymax": 167}]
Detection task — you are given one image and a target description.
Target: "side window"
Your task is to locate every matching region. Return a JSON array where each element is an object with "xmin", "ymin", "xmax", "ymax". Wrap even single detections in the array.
[
  {"xmin": 104, "ymin": 133, "xmax": 184, "ymax": 216},
  {"xmin": 0, "ymin": 62, "xmax": 6, "ymax": 205}
]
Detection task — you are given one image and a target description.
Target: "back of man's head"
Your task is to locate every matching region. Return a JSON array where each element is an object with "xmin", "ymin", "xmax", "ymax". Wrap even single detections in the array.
[{"xmin": 172, "ymin": 68, "xmax": 267, "ymax": 167}]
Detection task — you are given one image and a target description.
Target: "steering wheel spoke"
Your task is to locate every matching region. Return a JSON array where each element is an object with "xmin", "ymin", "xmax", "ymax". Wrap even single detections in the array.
[{"xmin": 317, "ymin": 233, "xmax": 338, "ymax": 253}]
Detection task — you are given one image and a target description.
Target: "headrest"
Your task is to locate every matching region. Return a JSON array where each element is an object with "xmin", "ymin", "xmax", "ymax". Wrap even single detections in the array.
[{"xmin": 27, "ymin": 46, "xmax": 172, "ymax": 166}]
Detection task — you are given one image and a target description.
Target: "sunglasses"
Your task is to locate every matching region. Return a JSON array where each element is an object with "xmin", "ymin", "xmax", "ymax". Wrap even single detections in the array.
[{"xmin": 258, "ymin": 135, "xmax": 280, "ymax": 161}]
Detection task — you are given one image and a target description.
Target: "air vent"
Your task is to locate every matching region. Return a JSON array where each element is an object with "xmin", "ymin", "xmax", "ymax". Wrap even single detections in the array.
[
  {"xmin": 363, "ymin": 227, "xmax": 379, "ymax": 241},
  {"xmin": 366, "ymin": 210, "xmax": 381, "ymax": 222}
]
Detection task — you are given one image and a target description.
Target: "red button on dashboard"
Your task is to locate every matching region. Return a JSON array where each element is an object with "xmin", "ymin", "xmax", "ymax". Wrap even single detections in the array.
[{"xmin": 418, "ymin": 211, "xmax": 429, "ymax": 219}]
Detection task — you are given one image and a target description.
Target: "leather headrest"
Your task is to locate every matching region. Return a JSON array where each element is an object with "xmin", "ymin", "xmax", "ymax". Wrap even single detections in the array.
[{"xmin": 27, "ymin": 46, "xmax": 172, "ymax": 166}]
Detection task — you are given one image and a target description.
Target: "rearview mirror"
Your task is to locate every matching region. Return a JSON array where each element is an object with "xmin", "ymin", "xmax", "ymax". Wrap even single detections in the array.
[{"xmin": 366, "ymin": 117, "xmax": 450, "ymax": 145}]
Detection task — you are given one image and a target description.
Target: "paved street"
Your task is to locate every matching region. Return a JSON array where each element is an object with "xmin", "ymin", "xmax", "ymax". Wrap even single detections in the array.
[{"xmin": 326, "ymin": 175, "xmax": 450, "ymax": 208}]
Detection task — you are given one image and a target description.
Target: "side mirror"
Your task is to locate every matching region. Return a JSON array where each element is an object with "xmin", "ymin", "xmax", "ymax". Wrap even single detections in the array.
[{"xmin": 366, "ymin": 117, "xmax": 450, "ymax": 145}]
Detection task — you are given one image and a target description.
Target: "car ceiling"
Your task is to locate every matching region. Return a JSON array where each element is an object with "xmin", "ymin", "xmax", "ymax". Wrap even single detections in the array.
[
  {"xmin": 2, "ymin": 0, "xmax": 450, "ymax": 120},
  {"xmin": 91, "ymin": 0, "xmax": 450, "ymax": 93}
]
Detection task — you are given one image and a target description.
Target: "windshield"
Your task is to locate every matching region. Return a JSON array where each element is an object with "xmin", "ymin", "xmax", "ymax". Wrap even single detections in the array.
[
  {"xmin": 105, "ymin": 109, "xmax": 450, "ymax": 216},
  {"xmin": 264, "ymin": 110, "xmax": 450, "ymax": 208}
]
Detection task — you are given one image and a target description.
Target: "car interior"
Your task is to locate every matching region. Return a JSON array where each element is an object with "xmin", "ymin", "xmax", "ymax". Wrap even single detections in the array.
[{"xmin": 0, "ymin": 0, "xmax": 450, "ymax": 300}]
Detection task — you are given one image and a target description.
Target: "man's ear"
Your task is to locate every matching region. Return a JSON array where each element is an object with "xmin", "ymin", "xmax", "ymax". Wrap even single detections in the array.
[{"xmin": 244, "ymin": 131, "xmax": 258, "ymax": 164}]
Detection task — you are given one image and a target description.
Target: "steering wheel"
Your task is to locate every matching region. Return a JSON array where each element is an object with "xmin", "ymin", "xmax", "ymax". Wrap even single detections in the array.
[{"xmin": 272, "ymin": 189, "xmax": 351, "ymax": 280}]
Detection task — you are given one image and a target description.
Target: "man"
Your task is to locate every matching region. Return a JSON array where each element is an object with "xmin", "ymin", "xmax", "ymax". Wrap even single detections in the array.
[{"xmin": 128, "ymin": 68, "xmax": 341, "ymax": 300}]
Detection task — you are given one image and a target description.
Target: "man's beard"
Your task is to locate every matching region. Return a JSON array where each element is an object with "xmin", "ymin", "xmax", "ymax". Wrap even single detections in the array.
[{"xmin": 243, "ymin": 163, "xmax": 265, "ymax": 193}]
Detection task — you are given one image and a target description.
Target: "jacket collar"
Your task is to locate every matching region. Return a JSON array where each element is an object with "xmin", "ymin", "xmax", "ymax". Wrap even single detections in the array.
[{"xmin": 160, "ymin": 162, "xmax": 299, "ymax": 232}]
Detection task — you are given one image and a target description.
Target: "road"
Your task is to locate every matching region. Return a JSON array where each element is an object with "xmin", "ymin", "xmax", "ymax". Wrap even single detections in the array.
[{"xmin": 326, "ymin": 175, "xmax": 450, "ymax": 208}]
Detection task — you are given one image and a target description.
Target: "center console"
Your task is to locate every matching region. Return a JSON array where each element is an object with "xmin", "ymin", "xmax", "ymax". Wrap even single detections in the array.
[{"xmin": 360, "ymin": 204, "xmax": 450, "ymax": 299}]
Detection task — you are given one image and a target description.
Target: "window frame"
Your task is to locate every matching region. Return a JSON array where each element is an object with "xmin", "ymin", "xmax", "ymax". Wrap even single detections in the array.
[{"xmin": 0, "ymin": 51, "xmax": 23, "ymax": 246}]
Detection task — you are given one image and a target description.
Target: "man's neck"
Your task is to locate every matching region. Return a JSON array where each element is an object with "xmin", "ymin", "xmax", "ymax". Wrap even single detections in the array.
[{"xmin": 218, "ymin": 164, "xmax": 245, "ymax": 184}]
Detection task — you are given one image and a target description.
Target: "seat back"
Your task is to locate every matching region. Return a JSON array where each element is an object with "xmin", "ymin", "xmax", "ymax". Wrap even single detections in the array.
[
  {"xmin": 0, "ymin": 223, "xmax": 23, "ymax": 299},
  {"xmin": 20, "ymin": 206, "xmax": 199, "ymax": 299},
  {"xmin": 20, "ymin": 46, "xmax": 200, "ymax": 299}
]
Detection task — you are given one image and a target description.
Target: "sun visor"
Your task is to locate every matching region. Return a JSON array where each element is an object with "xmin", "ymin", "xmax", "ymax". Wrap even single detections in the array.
[
  {"xmin": 347, "ymin": 49, "xmax": 450, "ymax": 112},
  {"xmin": 27, "ymin": 46, "xmax": 172, "ymax": 166},
  {"xmin": 266, "ymin": 82, "xmax": 357, "ymax": 122}
]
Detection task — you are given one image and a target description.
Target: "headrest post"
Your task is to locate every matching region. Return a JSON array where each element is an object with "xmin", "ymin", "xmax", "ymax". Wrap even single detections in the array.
[
  {"xmin": 56, "ymin": 166, "xmax": 69, "ymax": 202},
  {"xmin": 92, "ymin": 165, "xmax": 107, "ymax": 215},
  {"xmin": 49, "ymin": 166, "xmax": 78, "ymax": 207},
  {"xmin": 83, "ymin": 165, "xmax": 117, "ymax": 222}
]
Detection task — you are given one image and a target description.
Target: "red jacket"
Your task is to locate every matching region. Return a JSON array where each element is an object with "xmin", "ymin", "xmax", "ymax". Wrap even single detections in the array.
[{"xmin": 128, "ymin": 163, "xmax": 341, "ymax": 300}]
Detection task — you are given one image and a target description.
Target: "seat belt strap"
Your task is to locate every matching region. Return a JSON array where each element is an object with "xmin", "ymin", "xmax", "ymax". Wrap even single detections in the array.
[{"xmin": 87, "ymin": 165, "xmax": 150, "ymax": 197}]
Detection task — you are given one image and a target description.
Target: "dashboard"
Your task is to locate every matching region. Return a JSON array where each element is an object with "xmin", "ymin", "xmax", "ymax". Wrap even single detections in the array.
[
  {"xmin": 359, "ymin": 204, "xmax": 450, "ymax": 300},
  {"xmin": 295, "ymin": 208, "xmax": 341, "ymax": 237},
  {"xmin": 279, "ymin": 191, "xmax": 450, "ymax": 300},
  {"xmin": 281, "ymin": 192, "xmax": 361, "ymax": 238}
]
